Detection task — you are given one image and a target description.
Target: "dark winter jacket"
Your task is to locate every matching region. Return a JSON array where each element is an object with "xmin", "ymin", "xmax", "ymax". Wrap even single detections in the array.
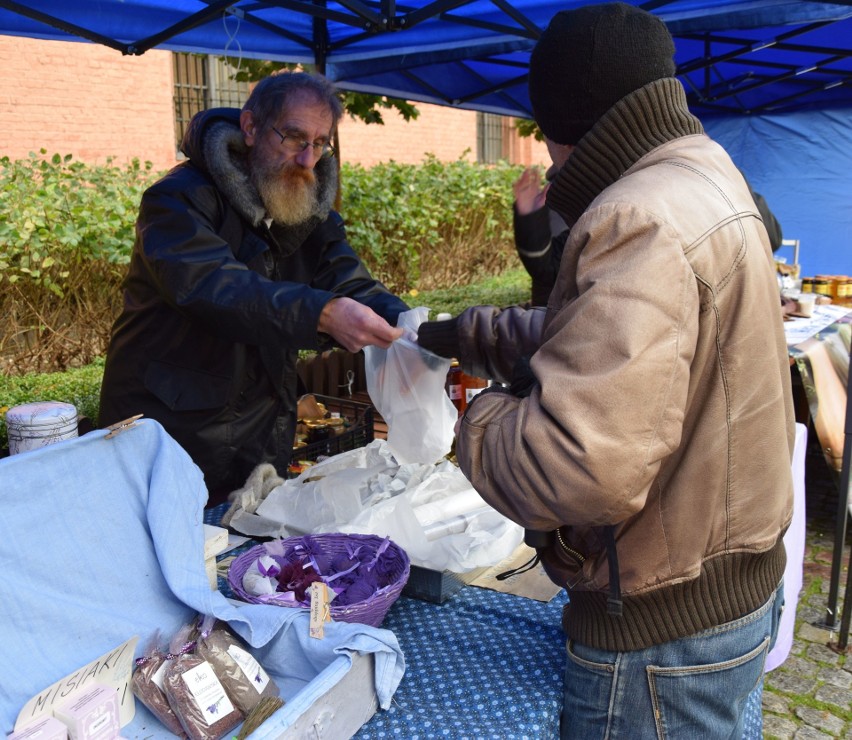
[
  {"xmin": 99, "ymin": 108, "xmax": 406, "ymax": 503},
  {"xmin": 513, "ymin": 205, "xmax": 569, "ymax": 307}
]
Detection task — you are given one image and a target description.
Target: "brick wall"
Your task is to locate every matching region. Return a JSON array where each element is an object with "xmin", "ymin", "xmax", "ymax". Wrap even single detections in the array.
[
  {"xmin": 339, "ymin": 106, "xmax": 551, "ymax": 168},
  {"xmin": 338, "ymin": 105, "xmax": 479, "ymax": 167},
  {"xmin": 0, "ymin": 36, "xmax": 550, "ymax": 171},
  {"xmin": 0, "ymin": 37, "xmax": 176, "ymax": 170}
]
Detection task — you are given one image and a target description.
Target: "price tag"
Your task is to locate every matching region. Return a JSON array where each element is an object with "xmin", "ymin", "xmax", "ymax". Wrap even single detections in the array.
[{"xmin": 309, "ymin": 582, "xmax": 333, "ymax": 639}]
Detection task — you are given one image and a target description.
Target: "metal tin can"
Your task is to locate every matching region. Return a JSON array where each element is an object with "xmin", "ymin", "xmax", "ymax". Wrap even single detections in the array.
[{"xmin": 6, "ymin": 401, "xmax": 78, "ymax": 455}]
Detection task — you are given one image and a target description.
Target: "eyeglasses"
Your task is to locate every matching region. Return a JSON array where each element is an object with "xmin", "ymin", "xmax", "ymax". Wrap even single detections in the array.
[{"xmin": 270, "ymin": 126, "xmax": 336, "ymax": 160}]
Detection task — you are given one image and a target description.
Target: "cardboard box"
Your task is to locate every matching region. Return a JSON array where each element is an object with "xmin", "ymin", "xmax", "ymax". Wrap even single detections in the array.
[
  {"xmin": 272, "ymin": 652, "xmax": 378, "ymax": 738},
  {"xmin": 53, "ymin": 684, "xmax": 119, "ymax": 740},
  {"xmin": 129, "ymin": 652, "xmax": 379, "ymax": 739},
  {"xmin": 6, "ymin": 716, "xmax": 67, "ymax": 740},
  {"xmin": 203, "ymin": 524, "xmax": 229, "ymax": 559}
]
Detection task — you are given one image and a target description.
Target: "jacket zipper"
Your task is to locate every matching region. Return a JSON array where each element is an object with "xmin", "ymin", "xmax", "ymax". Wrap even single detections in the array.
[{"xmin": 556, "ymin": 527, "xmax": 586, "ymax": 565}]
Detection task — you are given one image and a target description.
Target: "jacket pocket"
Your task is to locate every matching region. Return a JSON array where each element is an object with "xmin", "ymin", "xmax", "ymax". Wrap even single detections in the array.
[{"xmin": 145, "ymin": 361, "xmax": 232, "ymax": 412}]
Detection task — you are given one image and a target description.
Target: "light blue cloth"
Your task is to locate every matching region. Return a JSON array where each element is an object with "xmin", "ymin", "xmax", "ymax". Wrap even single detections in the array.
[{"xmin": 0, "ymin": 419, "xmax": 404, "ymax": 737}]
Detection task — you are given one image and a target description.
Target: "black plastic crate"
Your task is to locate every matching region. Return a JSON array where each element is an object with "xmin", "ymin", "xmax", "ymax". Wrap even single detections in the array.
[{"xmin": 289, "ymin": 394, "xmax": 374, "ymax": 470}]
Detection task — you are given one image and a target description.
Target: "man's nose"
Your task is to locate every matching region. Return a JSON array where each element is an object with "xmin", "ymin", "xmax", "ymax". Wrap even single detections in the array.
[{"xmin": 295, "ymin": 145, "xmax": 319, "ymax": 168}]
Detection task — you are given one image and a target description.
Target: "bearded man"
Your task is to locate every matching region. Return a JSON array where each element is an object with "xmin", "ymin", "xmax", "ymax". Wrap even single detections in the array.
[{"xmin": 99, "ymin": 72, "xmax": 408, "ymax": 505}]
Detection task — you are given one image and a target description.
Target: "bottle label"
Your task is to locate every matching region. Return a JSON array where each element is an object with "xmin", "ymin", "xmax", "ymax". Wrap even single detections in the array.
[
  {"xmin": 466, "ymin": 387, "xmax": 486, "ymax": 403},
  {"xmin": 448, "ymin": 384, "xmax": 463, "ymax": 401}
]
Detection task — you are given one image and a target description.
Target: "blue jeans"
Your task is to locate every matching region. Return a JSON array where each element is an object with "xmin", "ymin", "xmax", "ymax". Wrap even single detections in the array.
[{"xmin": 560, "ymin": 583, "xmax": 784, "ymax": 739}]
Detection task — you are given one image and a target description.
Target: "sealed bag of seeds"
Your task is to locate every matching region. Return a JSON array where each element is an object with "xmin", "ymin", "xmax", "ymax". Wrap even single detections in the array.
[
  {"xmin": 131, "ymin": 632, "xmax": 187, "ymax": 737},
  {"xmin": 195, "ymin": 616, "xmax": 281, "ymax": 715},
  {"xmin": 162, "ymin": 624, "xmax": 244, "ymax": 740}
]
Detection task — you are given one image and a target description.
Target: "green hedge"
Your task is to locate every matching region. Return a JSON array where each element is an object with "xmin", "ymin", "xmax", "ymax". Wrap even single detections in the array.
[
  {"xmin": 341, "ymin": 155, "xmax": 523, "ymax": 290},
  {"xmin": 0, "ymin": 151, "xmax": 524, "ymax": 299},
  {"xmin": 0, "ymin": 152, "xmax": 156, "ymax": 295}
]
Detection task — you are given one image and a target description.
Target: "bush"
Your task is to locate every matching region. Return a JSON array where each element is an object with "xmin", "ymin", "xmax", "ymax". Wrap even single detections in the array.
[
  {"xmin": 341, "ymin": 155, "xmax": 523, "ymax": 292},
  {"xmin": 408, "ymin": 267, "xmax": 531, "ymax": 317},
  {"xmin": 0, "ymin": 152, "xmax": 160, "ymax": 373}
]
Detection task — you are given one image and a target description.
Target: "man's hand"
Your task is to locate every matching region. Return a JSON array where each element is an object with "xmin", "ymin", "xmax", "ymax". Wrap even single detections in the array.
[
  {"xmin": 318, "ymin": 297, "xmax": 403, "ymax": 352},
  {"xmin": 513, "ymin": 167, "xmax": 549, "ymax": 216}
]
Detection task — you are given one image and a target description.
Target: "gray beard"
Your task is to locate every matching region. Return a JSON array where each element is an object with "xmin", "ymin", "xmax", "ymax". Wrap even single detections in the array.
[{"xmin": 250, "ymin": 160, "xmax": 321, "ymax": 226}]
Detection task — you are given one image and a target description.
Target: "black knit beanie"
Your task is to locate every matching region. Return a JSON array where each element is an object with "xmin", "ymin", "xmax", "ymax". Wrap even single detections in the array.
[{"xmin": 529, "ymin": 2, "xmax": 676, "ymax": 145}]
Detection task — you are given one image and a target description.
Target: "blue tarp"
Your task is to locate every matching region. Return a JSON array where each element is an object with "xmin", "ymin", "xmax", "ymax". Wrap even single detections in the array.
[
  {"xmin": 0, "ymin": 0, "xmax": 849, "ymax": 272},
  {"xmin": 704, "ymin": 105, "xmax": 852, "ymax": 278},
  {"xmin": 1, "ymin": 1, "xmax": 850, "ymax": 117}
]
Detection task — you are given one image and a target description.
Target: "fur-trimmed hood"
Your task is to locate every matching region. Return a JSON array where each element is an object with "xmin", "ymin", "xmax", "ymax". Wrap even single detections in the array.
[{"xmin": 180, "ymin": 107, "xmax": 338, "ymax": 229}]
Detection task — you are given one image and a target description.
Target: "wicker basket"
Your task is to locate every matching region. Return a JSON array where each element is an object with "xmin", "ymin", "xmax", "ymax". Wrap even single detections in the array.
[{"xmin": 227, "ymin": 533, "xmax": 410, "ymax": 628}]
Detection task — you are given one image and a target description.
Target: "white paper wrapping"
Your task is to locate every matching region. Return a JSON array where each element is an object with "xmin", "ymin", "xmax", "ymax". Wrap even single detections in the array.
[{"xmin": 239, "ymin": 440, "xmax": 523, "ymax": 573}]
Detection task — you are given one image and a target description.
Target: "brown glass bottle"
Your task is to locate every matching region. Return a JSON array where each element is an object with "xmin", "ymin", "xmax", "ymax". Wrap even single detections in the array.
[
  {"xmin": 461, "ymin": 371, "xmax": 489, "ymax": 407},
  {"xmin": 446, "ymin": 361, "xmax": 464, "ymax": 415}
]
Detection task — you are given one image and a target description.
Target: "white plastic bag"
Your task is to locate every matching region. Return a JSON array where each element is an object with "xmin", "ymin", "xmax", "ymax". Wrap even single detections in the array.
[
  {"xmin": 364, "ymin": 307, "xmax": 457, "ymax": 465},
  {"xmin": 244, "ymin": 439, "xmax": 525, "ymax": 572}
]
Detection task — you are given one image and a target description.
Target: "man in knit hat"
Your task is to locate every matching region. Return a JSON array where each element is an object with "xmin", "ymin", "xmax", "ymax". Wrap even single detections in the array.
[{"xmin": 417, "ymin": 3, "xmax": 794, "ymax": 736}]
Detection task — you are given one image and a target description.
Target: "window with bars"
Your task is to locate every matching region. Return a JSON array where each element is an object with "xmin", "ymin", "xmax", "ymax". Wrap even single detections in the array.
[
  {"xmin": 476, "ymin": 112, "xmax": 509, "ymax": 164},
  {"xmin": 173, "ymin": 53, "xmax": 251, "ymax": 152}
]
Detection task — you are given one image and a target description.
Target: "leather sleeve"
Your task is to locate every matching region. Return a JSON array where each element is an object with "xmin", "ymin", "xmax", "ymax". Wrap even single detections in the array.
[{"xmin": 455, "ymin": 202, "xmax": 698, "ymax": 533}]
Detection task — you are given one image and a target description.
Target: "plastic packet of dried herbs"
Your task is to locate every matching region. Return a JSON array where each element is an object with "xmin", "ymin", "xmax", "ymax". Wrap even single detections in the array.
[
  {"xmin": 162, "ymin": 625, "xmax": 244, "ymax": 740},
  {"xmin": 195, "ymin": 616, "xmax": 281, "ymax": 716},
  {"xmin": 131, "ymin": 632, "xmax": 187, "ymax": 737}
]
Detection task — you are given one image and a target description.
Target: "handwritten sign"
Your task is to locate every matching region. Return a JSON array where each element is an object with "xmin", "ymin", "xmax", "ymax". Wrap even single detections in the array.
[{"xmin": 15, "ymin": 636, "xmax": 138, "ymax": 730}]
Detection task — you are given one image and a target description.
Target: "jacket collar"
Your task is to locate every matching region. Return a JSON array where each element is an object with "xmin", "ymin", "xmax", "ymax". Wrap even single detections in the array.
[{"xmin": 546, "ymin": 78, "xmax": 704, "ymax": 227}]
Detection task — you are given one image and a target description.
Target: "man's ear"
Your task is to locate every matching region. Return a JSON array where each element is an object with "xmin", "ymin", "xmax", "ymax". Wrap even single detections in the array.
[{"xmin": 240, "ymin": 110, "xmax": 257, "ymax": 146}]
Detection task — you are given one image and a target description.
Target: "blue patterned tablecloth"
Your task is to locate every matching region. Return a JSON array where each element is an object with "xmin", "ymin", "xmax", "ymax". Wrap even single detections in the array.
[
  {"xmin": 357, "ymin": 588, "xmax": 568, "ymax": 740},
  {"xmin": 206, "ymin": 505, "xmax": 764, "ymax": 739},
  {"xmin": 351, "ymin": 587, "xmax": 764, "ymax": 740}
]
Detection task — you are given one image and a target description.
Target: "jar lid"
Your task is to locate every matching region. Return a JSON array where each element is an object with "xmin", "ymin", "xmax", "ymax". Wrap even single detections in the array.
[{"xmin": 6, "ymin": 401, "xmax": 78, "ymax": 426}]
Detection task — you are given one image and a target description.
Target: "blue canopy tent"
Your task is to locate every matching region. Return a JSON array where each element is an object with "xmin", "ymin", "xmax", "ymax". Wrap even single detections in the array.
[{"xmin": 0, "ymin": 0, "xmax": 849, "ymax": 276}]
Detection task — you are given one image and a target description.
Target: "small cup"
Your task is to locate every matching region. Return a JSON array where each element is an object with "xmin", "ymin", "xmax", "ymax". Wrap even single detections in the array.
[{"xmin": 797, "ymin": 293, "xmax": 816, "ymax": 317}]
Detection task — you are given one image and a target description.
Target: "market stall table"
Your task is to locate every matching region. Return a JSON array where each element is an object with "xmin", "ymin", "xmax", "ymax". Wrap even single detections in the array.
[
  {"xmin": 0, "ymin": 423, "xmax": 406, "ymax": 740},
  {"xmin": 784, "ymin": 303, "xmax": 852, "ymax": 630},
  {"xmin": 210, "ymin": 509, "xmax": 771, "ymax": 739},
  {"xmin": 355, "ymin": 588, "xmax": 567, "ymax": 738}
]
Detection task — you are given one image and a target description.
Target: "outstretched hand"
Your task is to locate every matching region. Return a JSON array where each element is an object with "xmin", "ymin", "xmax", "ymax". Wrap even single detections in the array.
[
  {"xmin": 318, "ymin": 297, "xmax": 404, "ymax": 352},
  {"xmin": 513, "ymin": 167, "xmax": 549, "ymax": 216}
]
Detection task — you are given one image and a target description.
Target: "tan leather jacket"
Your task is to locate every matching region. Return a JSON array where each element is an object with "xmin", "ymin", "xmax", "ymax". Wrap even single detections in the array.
[{"xmin": 454, "ymin": 80, "xmax": 794, "ymax": 651}]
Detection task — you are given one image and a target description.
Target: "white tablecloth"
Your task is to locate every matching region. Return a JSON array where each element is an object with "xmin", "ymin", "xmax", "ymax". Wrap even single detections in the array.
[{"xmin": 765, "ymin": 422, "xmax": 807, "ymax": 672}]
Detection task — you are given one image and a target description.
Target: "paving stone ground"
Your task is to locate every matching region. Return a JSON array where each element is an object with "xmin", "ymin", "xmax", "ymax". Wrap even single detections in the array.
[{"xmin": 762, "ymin": 435, "xmax": 852, "ymax": 739}]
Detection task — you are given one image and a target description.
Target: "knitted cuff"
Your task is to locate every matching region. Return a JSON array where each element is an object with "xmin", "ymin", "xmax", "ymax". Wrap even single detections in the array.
[
  {"xmin": 417, "ymin": 317, "xmax": 462, "ymax": 360},
  {"xmin": 514, "ymin": 205, "xmax": 553, "ymax": 259}
]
